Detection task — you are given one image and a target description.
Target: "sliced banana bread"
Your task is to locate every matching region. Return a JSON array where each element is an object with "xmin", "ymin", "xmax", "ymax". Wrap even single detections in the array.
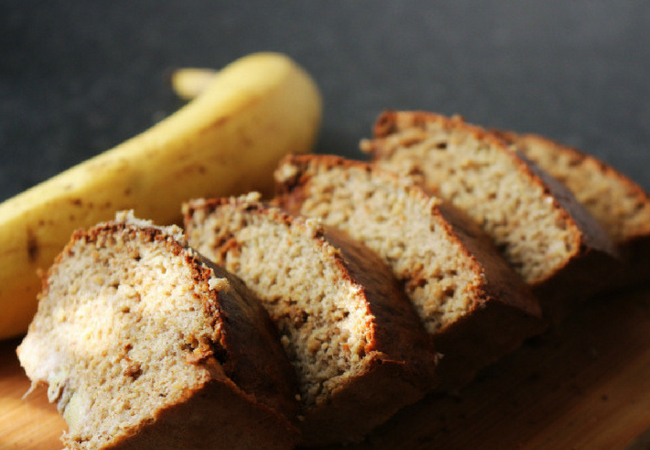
[
  {"xmin": 362, "ymin": 111, "xmax": 619, "ymax": 322},
  {"xmin": 17, "ymin": 212, "xmax": 299, "ymax": 450},
  {"xmin": 183, "ymin": 193, "xmax": 438, "ymax": 446},
  {"xmin": 497, "ymin": 131, "xmax": 650, "ymax": 287},
  {"xmin": 274, "ymin": 154, "xmax": 543, "ymax": 389}
]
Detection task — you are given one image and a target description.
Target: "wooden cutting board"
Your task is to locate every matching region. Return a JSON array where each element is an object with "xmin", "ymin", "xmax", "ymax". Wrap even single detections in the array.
[{"xmin": 2, "ymin": 287, "xmax": 650, "ymax": 450}]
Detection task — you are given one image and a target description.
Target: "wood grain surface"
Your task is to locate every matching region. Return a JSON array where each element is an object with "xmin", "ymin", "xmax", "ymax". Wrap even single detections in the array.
[{"xmin": 2, "ymin": 286, "xmax": 650, "ymax": 450}]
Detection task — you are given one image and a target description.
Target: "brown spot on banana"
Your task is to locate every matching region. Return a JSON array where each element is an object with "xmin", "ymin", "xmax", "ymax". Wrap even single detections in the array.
[{"xmin": 26, "ymin": 228, "xmax": 39, "ymax": 263}]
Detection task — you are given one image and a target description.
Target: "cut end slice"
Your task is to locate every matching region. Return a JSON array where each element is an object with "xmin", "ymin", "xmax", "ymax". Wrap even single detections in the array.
[{"xmin": 18, "ymin": 211, "xmax": 298, "ymax": 450}]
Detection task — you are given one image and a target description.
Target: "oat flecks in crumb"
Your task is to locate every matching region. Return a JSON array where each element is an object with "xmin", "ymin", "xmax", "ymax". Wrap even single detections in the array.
[
  {"xmin": 114, "ymin": 210, "xmax": 186, "ymax": 245},
  {"xmin": 283, "ymin": 160, "xmax": 480, "ymax": 334},
  {"xmin": 209, "ymin": 277, "xmax": 230, "ymax": 292},
  {"xmin": 17, "ymin": 221, "xmax": 220, "ymax": 450},
  {"xmin": 275, "ymin": 161, "xmax": 299, "ymax": 181},
  {"xmin": 515, "ymin": 134, "xmax": 650, "ymax": 243},
  {"xmin": 241, "ymin": 191, "xmax": 263, "ymax": 204},
  {"xmin": 371, "ymin": 114, "xmax": 577, "ymax": 285},
  {"xmin": 186, "ymin": 199, "xmax": 372, "ymax": 409}
]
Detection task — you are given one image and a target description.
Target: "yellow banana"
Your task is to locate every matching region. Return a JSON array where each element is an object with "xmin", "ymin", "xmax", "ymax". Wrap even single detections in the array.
[
  {"xmin": 170, "ymin": 68, "xmax": 217, "ymax": 100},
  {"xmin": 0, "ymin": 52, "xmax": 322, "ymax": 339}
]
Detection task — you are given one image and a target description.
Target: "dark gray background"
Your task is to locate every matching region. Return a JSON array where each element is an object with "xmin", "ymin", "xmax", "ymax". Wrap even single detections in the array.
[{"xmin": 1, "ymin": 1, "xmax": 649, "ymax": 203}]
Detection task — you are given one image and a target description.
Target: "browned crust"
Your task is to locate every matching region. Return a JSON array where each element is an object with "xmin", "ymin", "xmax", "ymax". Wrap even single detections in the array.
[
  {"xmin": 186, "ymin": 196, "xmax": 437, "ymax": 373},
  {"xmin": 100, "ymin": 369, "xmax": 298, "ymax": 450},
  {"xmin": 274, "ymin": 154, "xmax": 544, "ymax": 390},
  {"xmin": 55, "ymin": 219, "xmax": 299, "ymax": 449},
  {"xmin": 275, "ymin": 154, "xmax": 541, "ymax": 320},
  {"xmin": 531, "ymin": 134, "xmax": 650, "ymax": 237},
  {"xmin": 199, "ymin": 260, "xmax": 300, "ymax": 424},
  {"xmin": 433, "ymin": 203, "xmax": 546, "ymax": 387},
  {"xmin": 500, "ymin": 131, "xmax": 650, "ymax": 242},
  {"xmin": 324, "ymin": 226, "xmax": 438, "ymax": 368},
  {"xmin": 496, "ymin": 130, "xmax": 650, "ymax": 289},
  {"xmin": 309, "ymin": 225, "xmax": 438, "ymax": 445},
  {"xmin": 184, "ymin": 197, "xmax": 438, "ymax": 446},
  {"xmin": 370, "ymin": 111, "xmax": 617, "ymax": 254},
  {"xmin": 297, "ymin": 354, "xmax": 431, "ymax": 446},
  {"xmin": 365, "ymin": 110, "xmax": 620, "ymax": 323}
]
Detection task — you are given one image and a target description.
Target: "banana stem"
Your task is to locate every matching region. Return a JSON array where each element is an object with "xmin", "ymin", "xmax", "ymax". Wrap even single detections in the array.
[{"xmin": 171, "ymin": 68, "xmax": 217, "ymax": 100}]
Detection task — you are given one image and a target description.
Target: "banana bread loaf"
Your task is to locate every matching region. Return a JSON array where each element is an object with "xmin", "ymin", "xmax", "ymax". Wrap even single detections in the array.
[
  {"xmin": 274, "ymin": 154, "xmax": 543, "ymax": 389},
  {"xmin": 17, "ymin": 212, "xmax": 299, "ymax": 450},
  {"xmin": 362, "ymin": 111, "xmax": 619, "ymax": 322},
  {"xmin": 497, "ymin": 131, "xmax": 650, "ymax": 288},
  {"xmin": 183, "ymin": 193, "xmax": 438, "ymax": 446}
]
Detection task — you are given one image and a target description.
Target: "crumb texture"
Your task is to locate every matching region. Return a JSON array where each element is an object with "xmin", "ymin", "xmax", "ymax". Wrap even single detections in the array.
[
  {"xmin": 514, "ymin": 134, "xmax": 650, "ymax": 243},
  {"xmin": 277, "ymin": 159, "xmax": 484, "ymax": 335},
  {"xmin": 18, "ymin": 223, "xmax": 222, "ymax": 450},
  {"xmin": 368, "ymin": 113, "xmax": 578, "ymax": 285},
  {"xmin": 185, "ymin": 199, "xmax": 373, "ymax": 409}
]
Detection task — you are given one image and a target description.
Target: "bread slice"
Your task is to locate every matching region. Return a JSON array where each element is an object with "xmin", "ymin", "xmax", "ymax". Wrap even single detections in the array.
[
  {"xmin": 274, "ymin": 154, "xmax": 543, "ymax": 389},
  {"xmin": 496, "ymin": 131, "xmax": 650, "ymax": 287},
  {"xmin": 183, "ymin": 193, "xmax": 438, "ymax": 446},
  {"xmin": 17, "ymin": 212, "xmax": 299, "ymax": 450},
  {"xmin": 362, "ymin": 111, "xmax": 619, "ymax": 322}
]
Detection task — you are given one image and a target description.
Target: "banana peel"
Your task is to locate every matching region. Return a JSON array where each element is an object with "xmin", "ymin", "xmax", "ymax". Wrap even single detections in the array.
[
  {"xmin": 170, "ymin": 68, "xmax": 217, "ymax": 100},
  {"xmin": 0, "ymin": 52, "xmax": 322, "ymax": 339}
]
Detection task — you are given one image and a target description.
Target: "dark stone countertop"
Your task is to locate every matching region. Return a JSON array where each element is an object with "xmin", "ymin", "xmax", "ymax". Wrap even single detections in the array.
[{"xmin": 1, "ymin": 1, "xmax": 649, "ymax": 201}]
